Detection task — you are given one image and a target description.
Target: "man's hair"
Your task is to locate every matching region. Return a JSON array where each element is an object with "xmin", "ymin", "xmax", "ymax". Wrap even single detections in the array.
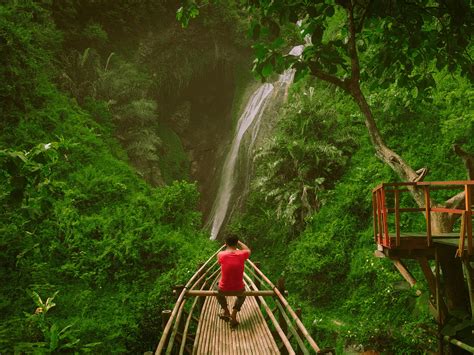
[{"xmin": 225, "ymin": 234, "xmax": 239, "ymax": 247}]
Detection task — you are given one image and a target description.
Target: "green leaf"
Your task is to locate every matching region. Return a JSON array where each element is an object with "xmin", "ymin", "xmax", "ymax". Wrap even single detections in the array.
[
  {"xmin": 262, "ymin": 62, "xmax": 274, "ymax": 78},
  {"xmin": 176, "ymin": 7, "xmax": 183, "ymax": 21},
  {"xmin": 49, "ymin": 324, "xmax": 59, "ymax": 351},
  {"xmin": 253, "ymin": 44, "xmax": 267, "ymax": 60}
]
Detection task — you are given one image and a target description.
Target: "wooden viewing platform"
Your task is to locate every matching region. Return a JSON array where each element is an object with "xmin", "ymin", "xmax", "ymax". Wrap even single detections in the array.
[
  {"xmin": 372, "ymin": 180, "xmax": 473, "ymax": 258},
  {"xmin": 372, "ymin": 180, "xmax": 474, "ymax": 354},
  {"xmin": 155, "ymin": 247, "xmax": 323, "ymax": 354}
]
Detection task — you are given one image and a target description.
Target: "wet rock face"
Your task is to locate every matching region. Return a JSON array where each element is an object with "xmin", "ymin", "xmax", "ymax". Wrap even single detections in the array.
[
  {"xmin": 167, "ymin": 66, "xmax": 236, "ymax": 217},
  {"xmin": 170, "ymin": 101, "xmax": 191, "ymax": 135}
]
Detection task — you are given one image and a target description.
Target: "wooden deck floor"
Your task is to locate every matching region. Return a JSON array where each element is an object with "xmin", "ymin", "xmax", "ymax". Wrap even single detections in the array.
[{"xmin": 192, "ymin": 292, "xmax": 279, "ymax": 354}]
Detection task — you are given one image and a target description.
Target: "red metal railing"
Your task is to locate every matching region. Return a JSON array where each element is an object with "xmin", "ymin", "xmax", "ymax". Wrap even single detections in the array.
[{"xmin": 372, "ymin": 181, "xmax": 474, "ymax": 255}]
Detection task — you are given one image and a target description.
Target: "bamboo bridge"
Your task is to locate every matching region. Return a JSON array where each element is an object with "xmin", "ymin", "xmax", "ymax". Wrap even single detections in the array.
[{"xmin": 155, "ymin": 247, "xmax": 323, "ymax": 354}]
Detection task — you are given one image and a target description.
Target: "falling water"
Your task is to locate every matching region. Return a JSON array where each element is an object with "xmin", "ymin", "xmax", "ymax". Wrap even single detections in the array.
[{"xmin": 207, "ymin": 69, "xmax": 296, "ymax": 240}]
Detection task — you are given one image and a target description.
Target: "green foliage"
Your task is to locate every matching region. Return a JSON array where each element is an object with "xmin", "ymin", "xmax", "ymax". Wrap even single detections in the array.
[
  {"xmin": 0, "ymin": 1, "xmax": 61, "ymax": 125},
  {"xmin": 238, "ymin": 0, "xmax": 473, "ymax": 87},
  {"xmin": 0, "ymin": 2, "xmax": 219, "ymax": 352},
  {"xmin": 252, "ymin": 78, "xmax": 358, "ymax": 229}
]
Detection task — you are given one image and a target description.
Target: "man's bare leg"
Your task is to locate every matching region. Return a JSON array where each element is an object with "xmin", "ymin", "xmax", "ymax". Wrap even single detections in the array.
[
  {"xmin": 217, "ymin": 293, "xmax": 231, "ymax": 321},
  {"xmin": 230, "ymin": 309, "xmax": 239, "ymax": 327},
  {"xmin": 220, "ymin": 306, "xmax": 231, "ymax": 319}
]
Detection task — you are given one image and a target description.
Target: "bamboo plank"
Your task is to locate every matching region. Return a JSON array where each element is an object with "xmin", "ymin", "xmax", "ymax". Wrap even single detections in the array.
[
  {"xmin": 251, "ymin": 297, "xmax": 275, "ymax": 352},
  {"xmin": 194, "ymin": 288, "xmax": 278, "ymax": 354},
  {"xmin": 247, "ymin": 297, "xmax": 278, "ymax": 353},
  {"xmin": 203, "ymin": 289, "xmax": 217, "ymax": 354}
]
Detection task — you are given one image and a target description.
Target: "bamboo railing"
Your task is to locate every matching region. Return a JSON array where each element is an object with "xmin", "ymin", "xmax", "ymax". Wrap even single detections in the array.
[{"xmin": 155, "ymin": 247, "xmax": 322, "ymax": 354}]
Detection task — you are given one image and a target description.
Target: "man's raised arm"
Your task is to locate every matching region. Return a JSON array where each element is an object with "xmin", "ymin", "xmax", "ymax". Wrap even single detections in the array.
[{"xmin": 238, "ymin": 241, "xmax": 251, "ymax": 255}]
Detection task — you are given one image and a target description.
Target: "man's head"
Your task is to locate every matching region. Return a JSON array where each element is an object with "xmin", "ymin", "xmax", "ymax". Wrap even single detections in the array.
[{"xmin": 225, "ymin": 234, "xmax": 239, "ymax": 247}]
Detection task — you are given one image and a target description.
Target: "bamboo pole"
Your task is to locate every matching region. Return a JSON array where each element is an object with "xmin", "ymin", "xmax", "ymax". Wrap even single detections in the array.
[
  {"xmin": 179, "ymin": 272, "xmax": 211, "ymax": 355},
  {"xmin": 295, "ymin": 309, "xmax": 303, "ymax": 355},
  {"xmin": 189, "ymin": 260, "xmax": 219, "ymax": 290},
  {"xmin": 277, "ymin": 278, "xmax": 288, "ymax": 338},
  {"xmin": 443, "ymin": 336, "xmax": 474, "ymax": 353},
  {"xmin": 254, "ymin": 262, "xmax": 262, "ymax": 306},
  {"xmin": 246, "ymin": 259, "xmax": 321, "ymax": 352},
  {"xmin": 186, "ymin": 290, "xmax": 274, "ymax": 297},
  {"xmin": 243, "ymin": 274, "xmax": 295, "ymax": 355},
  {"xmin": 165, "ymin": 300, "xmax": 187, "ymax": 355},
  {"xmin": 185, "ymin": 246, "xmax": 225, "ymax": 289},
  {"xmin": 274, "ymin": 301, "xmax": 309, "ymax": 354}
]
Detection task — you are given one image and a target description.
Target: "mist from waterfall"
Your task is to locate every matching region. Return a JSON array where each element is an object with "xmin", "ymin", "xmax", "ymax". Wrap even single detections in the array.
[{"xmin": 207, "ymin": 70, "xmax": 295, "ymax": 240}]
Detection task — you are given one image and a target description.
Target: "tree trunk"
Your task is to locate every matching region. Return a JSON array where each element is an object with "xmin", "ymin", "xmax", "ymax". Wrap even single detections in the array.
[
  {"xmin": 349, "ymin": 84, "xmax": 460, "ymax": 234},
  {"xmin": 350, "ymin": 85, "xmax": 426, "ymax": 205}
]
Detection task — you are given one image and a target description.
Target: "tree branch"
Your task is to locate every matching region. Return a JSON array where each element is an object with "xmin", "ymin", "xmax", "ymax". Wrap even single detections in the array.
[
  {"xmin": 347, "ymin": 1, "xmax": 360, "ymax": 84},
  {"xmin": 308, "ymin": 62, "xmax": 348, "ymax": 92},
  {"xmin": 445, "ymin": 191, "xmax": 465, "ymax": 210},
  {"xmin": 453, "ymin": 144, "xmax": 474, "ymax": 180}
]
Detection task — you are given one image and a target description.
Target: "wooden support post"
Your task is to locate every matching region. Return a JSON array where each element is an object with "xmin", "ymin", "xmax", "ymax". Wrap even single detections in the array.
[
  {"xmin": 435, "ymin": 249, "xmax": 444, "ymax": 355},
  {"xmin": 380, "ymin": 188, "xmax": 390, "ymax": 247},
  {"xmin": 392, "ymin": 258, "xmax": 418, "ymax": 290},
  {"xmin": 438, "ymin": 246, "xmax": 469, "ymax": 314},
  {"xmin": 394, "ymin": 189, "xmax": 401, "ymax": 247},
  {"xmin": 372, "ymin": 192, "xmax": 377, "ymax": 242},
  {"xmin": 295, "ymin": 308, "xmax": 304, "ymax": 355},
  {"xmin": 418, "ymin": 256, "xmax": 447, "ymax": 324},
  {"xmin": 254, "ymin": 262, "xmax": 261, "ymax": 306},
  {"xmin": 461, "ymin": 257, "xmax": 474, "ymax": 319},
  {"xmin": 162, "ymin": 310, "xmax": 172, "ymax": 329},
  {"xmin": 173, "ymin": 285, "xmax": 185, "ymax": 300},
  {"xmin": 424, "ymin": 186, "xmax": 432, "ymax": 247},
  {"xmin": 277, "ymin": 278, "xmax": 288, "ymax": 337},
  {"xmin": 198, "ymin": 282, "xmax": 207, "ymax": 312},
  {"xmin": 456, "ymin": 212, "xmax": 467, "ymax": 257},
  {"xmin": 160, "ymin": 310, "xmax": 172, "ymax": 353},
  {"xmin": 377, "ymin": 190, "xmax": 383, "ymax": 245},
  {"xmin": 465, "ymin": 184, "xmax": 472, "ymax": 255}
]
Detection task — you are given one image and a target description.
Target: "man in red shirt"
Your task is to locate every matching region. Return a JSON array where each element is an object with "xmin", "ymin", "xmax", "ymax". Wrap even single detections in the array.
[{"xmin": 216, "ymin": 235, "xmax": 251, "ymax": 328}]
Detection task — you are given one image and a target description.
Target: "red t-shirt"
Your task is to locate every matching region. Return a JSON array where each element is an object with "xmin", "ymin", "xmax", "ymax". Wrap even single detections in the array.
[{"xmin": 218, "ymin": 249, "xmax": 250, "ymax": 291}]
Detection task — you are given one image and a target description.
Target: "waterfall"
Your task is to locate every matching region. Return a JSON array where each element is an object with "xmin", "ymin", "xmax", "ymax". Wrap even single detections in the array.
[{"xmin": 207, "ymin": 70, "xmax": 295, "ymax": 240}]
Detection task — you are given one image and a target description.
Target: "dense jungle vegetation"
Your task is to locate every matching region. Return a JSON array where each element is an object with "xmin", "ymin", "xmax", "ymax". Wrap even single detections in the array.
[{"xmin": 1, "ymin": 0, "xmax": 473, "ymax": 353}]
